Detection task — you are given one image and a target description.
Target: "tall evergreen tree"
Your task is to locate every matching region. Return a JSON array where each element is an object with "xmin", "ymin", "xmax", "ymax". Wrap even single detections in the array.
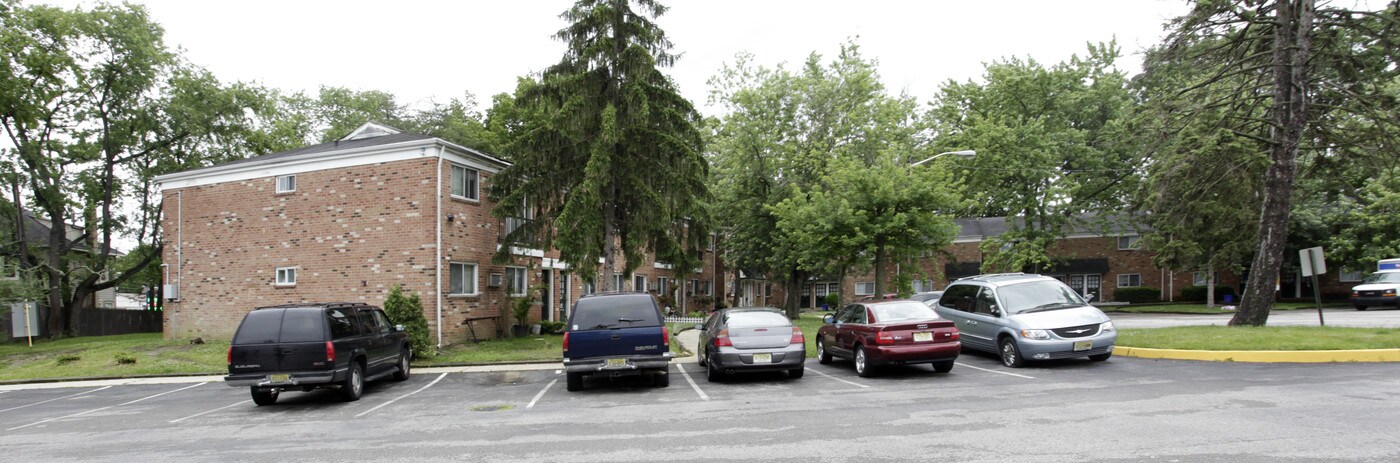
[{"xmin": 488, "ymin": 0, "xmax": 709, "ymax": 288}]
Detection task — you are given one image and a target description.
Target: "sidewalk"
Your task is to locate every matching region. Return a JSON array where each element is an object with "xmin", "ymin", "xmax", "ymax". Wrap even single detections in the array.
[{"xmin": 0, "ymin": 329, "xmax": 706, "ymax": 392}]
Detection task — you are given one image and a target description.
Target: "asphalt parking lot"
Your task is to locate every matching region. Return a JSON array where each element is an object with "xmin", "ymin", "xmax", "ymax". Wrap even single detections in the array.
[{"xmin": 2, "ymin": 352, "xmax": 1399, "ymax": 462}]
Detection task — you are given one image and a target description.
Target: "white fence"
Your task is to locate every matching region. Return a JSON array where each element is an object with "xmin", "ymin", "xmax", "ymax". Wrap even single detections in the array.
[{"xmin": 664, "ymin": 316, "xmax": 704, "ymax": 326}]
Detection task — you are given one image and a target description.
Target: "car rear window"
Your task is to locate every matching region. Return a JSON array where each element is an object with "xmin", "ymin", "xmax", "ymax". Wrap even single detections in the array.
[
  {"xmin": 871, "ymin": 302, "xmax": 939, "ymax": 322},
  {"xmin": 725, "ymin": 311, "xmax": 791, "ymax": 328},
  {"xmin": 570, "ymin": 295, "xmax": 661, "ymax": 330},
  {"xmin": 232, "ymin": 308, "xmax": 325, "ymax": 345}
]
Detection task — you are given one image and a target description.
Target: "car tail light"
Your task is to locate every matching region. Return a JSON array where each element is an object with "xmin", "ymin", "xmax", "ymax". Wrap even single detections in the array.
[
  {"xmin": 662, "ymin": 326, "xmax": 670, "ymax": 347},
  {"xmin": 226, "ymin": 346, "xmax": 232, "ymax": 365},
  {"xmin": 876, "ymin": 331, "xmax": 895, "ymax": 345},
  {"xmin": 947, "ymin": 329, "xmax": 960, "ymax": 341},
  {"xmin": 325, "ymin": 341, "xmax": 336, "ymax": 362},
  {"xmin": 562, "ymin": 332, "xmax": 570, "ymax": 352},
  {"xmin": 790, "ymin": 327, "xmax": 805, "ymax": 345},
  {"xmin": 715, "ymin": 329, "xmax": 732, "ymax": 347}
]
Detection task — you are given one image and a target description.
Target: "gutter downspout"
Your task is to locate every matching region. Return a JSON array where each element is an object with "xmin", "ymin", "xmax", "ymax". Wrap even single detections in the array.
[
  {"xmin": 435, "ymin": 148, "xmax": 444, "ymax": 348},
  {"xmin": 175, "ymin": 190, "xmax": 182, "ymax": 336}
]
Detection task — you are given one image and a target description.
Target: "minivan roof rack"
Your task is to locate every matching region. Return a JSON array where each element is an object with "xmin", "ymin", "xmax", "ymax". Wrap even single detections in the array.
[{"xmin": 956, "ymin": 272, "xmax": 1027, "ymax": 281}]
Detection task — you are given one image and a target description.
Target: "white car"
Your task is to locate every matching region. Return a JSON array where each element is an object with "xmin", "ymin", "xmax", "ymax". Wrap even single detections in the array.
[{"xmin": 1351, "ymin": 270, "xmax": 1400, "ymax": 310}]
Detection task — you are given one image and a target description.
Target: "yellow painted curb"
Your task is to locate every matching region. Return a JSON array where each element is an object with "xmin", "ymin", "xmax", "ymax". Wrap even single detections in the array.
[{"xmin": 1113, "ymin": 346, "xmax": 1400, "ymax": 363}]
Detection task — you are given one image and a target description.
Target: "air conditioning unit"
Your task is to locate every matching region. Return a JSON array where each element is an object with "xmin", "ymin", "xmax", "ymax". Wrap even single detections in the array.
[{"xmin": 488, "ymin": 273, "xmax": 503, "ymax": 287}]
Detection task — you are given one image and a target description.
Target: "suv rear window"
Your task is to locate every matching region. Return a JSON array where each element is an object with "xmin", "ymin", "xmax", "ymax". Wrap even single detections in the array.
[
  {"xmin": 571, "ymin": 295, "xmax": 662, "ymax": 329},
  {"xmin": 232, "ymin": 308, "xmax": 326, "ymax": 345}
]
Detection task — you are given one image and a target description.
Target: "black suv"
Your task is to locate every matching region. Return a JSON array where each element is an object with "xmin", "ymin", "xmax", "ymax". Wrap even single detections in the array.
[
  {"xmin": 562, "ymin": 292, "xmax": 672, "ymax": 391},
  {"xmin": 225, "ymin": 303, "xmax": 411, "ymax": 405}
]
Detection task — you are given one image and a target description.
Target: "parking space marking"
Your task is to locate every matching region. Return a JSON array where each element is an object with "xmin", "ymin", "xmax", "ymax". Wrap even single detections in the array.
[
  {"xmin": 168, "ymin": 400, "xmax": 251, "ymax": 423},
  {"xmin": 526, "ymin": 379, "xmax": 557, "ymax": 409},
  {"xmin": 354, "ymin": 372, "xmax": 447, "ymax": 418},
  {"xmin": 6, "ymin": 382, "xmax": 206, "ymax": 431},
  {"xmin": 675, "ymin": 364, "xmax": 710, "ymax": 401},
  {"xmin": 0, "ymin": 386, "xmax": 114, "ymax": 413},
  {"xmin": 807, "ymin": 368, "xmax": 871, "ymax": 388},
  {"xmin": 956, "ymin": 362, "xmax": 1035, "ymax": 379}
]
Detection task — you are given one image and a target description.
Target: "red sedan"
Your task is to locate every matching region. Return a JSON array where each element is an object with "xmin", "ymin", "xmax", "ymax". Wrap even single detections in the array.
[{"xmin": 816, "ymin": 300, "xmax": 960, "ymax": 377}]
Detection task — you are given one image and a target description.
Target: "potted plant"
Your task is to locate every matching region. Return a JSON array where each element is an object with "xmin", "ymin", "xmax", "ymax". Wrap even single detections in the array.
[{"xmin": 507, "ymin": 281, "xmax": 534, "ymax": 337}]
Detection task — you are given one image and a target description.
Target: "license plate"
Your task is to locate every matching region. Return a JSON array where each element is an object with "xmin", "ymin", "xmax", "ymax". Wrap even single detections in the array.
[
  {"xmin": 605, "ymin": 358, "xmax": 628, "ymax": 368},
  {"xmin": 914, "ymin": 332, "xmax": 934, "ymax": 342},
  {"xmin": 1073, "ymin": 340, "xmax": 1092, "ymax": 351},
  {"xmin": 268, "ymin": 374, "xmax": 290, "ymax": 383},
  {"xmin": 752, "ymin": 353, "xmax": 772, "ymax": 363}
]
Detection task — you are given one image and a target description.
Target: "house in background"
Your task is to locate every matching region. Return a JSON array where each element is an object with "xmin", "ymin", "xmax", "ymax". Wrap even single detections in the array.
[{"xmin": 154, "ymin": 122, "xmax": 721, "ymax": 345}]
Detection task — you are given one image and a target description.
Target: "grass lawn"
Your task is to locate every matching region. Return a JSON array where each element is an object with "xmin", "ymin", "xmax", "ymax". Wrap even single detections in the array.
[
  {"xmin": 424, "ymin": 334, "xmax": 564, "ymax": 365},
  {"xmin": 1118, "ymin": 326, "xmax": 1400, "ymax": 350},
  {"xmin": 793, "ymin": 312, "xmax": 832, "ymax": 359},
  {"xmin": 0, "ymin": 333, "xmax": 228, "ymax": 382},
  {"xmin": 1100, "ymin": 301, "xmax": 1336, "ymax": 314}
]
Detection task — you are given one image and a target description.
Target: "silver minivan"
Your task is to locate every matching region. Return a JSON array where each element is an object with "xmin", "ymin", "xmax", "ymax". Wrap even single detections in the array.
[{"xmin": 934, "ymin": 273, "xmax": 1116, "ymax": 368}]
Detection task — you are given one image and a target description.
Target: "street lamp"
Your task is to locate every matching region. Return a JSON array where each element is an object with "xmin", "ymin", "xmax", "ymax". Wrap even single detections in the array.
[{"xmin": 911, "ymin": 150, "xmax": 976, "ymax": 166}]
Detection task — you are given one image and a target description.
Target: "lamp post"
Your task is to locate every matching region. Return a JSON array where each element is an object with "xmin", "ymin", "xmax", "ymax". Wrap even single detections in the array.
[{"xmin": 911, "ymin": 150, "xmax": 976, "ymax": 166}]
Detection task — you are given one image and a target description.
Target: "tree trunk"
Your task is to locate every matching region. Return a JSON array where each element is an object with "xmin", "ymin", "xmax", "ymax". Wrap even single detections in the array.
[
  {"xmin": 602, "ymin": 190, "xmax": 617, "ymax": 292},
  {"xmin": 1206, "ymin": 265, "xmax": 1216, "ymax": 310},
  {"xmin": 1231, "ymin": 0, "xmax": 1313, "ymax": 327},
  {"xmin": 873, "ymin": 239, "xmax": 886, "ymax": 297}
]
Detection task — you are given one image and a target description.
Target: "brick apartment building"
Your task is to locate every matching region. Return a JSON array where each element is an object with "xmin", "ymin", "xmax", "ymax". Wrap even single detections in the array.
[{"xmin": 154, "ymin": 123, "xmax": 724, "ymax": 345}]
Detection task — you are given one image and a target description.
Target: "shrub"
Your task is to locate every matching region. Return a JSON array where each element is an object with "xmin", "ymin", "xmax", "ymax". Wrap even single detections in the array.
[
  {"xmin": 56, "ymin": 354, "xmax": 81, "ymax": 365},
  {"xmin": 1180, "ymin": 285, "xmax": 1238, "ymax": 303},
  {"xmin": 540, "ymin": 320, "xmax": 566, "ymax": 335},
  {"xmin": 1114, "ymin": 287, "xmax": 1161, "ymax": 304},
  {"xmin": 114, "ymin": 353, "xmax": 137, "ymax": 365},
  {"xmin": 384, "ymin": 284, "xmax": 433, "ymax": 358},
  {"xmin": 824, "ymin": 293, "xmax": 840, "ymax": 308}
]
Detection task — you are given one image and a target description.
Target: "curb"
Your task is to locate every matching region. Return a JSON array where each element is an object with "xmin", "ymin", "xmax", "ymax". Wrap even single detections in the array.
[{"xmin": 1113, "ymin": 346, "xmax": 1400, "ymax": 363}]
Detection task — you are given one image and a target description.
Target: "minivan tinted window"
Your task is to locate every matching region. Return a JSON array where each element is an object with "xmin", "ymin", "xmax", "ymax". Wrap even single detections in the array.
[
  {"xmin": 232, "ymin": 309, "xmax": 284, "ymax": 345},
  {"xmin": 571, "ymin": 295, "xmax": 661, "ymax": 329}
]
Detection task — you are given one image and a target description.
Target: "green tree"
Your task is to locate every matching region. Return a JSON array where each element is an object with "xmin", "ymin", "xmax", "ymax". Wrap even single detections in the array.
[
  {"xmin": 926, "ymin": 42, "xmax": 1136, "ymax": 273},
  {"xmin": 1149, "ymin": 0, "xmax": 1400, "ymax": 325},
  {"xmin": 488, "ymin": 0, "xmax": 709, "ymax": 288},
  {"xmin": 383, "ymin": 285, "xmax": 432, "ymax": 357},
  {"xmin": 0, "ymin": 2, "xmax": 276, "ymax": 336}
]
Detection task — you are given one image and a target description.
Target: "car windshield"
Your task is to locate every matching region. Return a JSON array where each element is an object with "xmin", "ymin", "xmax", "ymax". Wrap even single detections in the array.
[
  {"xmin": 999, "ymin": 280, "xmax": 1087, "ymax": 315},
  {"xmin": 570, "ymin": 295, "xmax": 661, "ymax": 329},
  {"xmin": 726, "ymin": 311, "xmax": 791, "ymax": 328},
  {"xmin": 1362, "ymin": 272, "xmax": 1400, "ymax": 284},
  {"xmin": 870, "ymin": 302, "xmax": 939, "ymax": 322}
]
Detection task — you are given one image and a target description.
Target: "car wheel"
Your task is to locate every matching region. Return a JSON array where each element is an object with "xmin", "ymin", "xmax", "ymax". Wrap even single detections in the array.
[
  {"xmin": 816, "ymin": 337, "xmax": 832, "ymax": 364},
  {"xmin": 1088, "ymin": 352, "xmax": 1112, "ymax": 362},
  {"xmin": 250, "ymin": 387, "xmax": 278, "ymax": 406},
  {"xmin": 1355, "ymin": 305, "xmax": 1368, "ymax": 311},
  {"xmin": 932, "ymin": 360, "xmax": 954, "ymax": 373},
  {"xmin": 565, "ymin": 372, "xmax": 583, "ymax": 392},
  {"xmin": 854, "ymin": 346, "xmax": 874, "ymax": 378},
  {"xmin": 999, "ymin": 337, "xmax": 1026, "ymax": 368},
  {"xmin": 392, "ymin": 348, "xmax": 411, "ymax": 381},
  {"xmin": 653, "ymin": 369, "xmax": 670, "ymax": 388},
  {"xmin": 340, "ymin": 361, "xmax": 364, "ymax": 401},
  {"xmin": 706, "ymin": 357, "xmax": 722, "ymax": 383},
  {"xmin": 788, "ymin": 367, "xmax": 804, "ymax": 379}
]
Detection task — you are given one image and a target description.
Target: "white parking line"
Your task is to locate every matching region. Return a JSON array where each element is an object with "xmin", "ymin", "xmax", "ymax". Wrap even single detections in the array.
[
  {"xmin": 354, "ymin": 372, "xmax": 447, "ymax": 418},
  {"xmin": 808, "ymin": 368, "xmax": 871, "ymax": 388},
  {"xmin": 675, "ymin": 364, "xmax": 710, "ymax": 401},
  {"xmin": 7, "ymin": 382, "xmax": 206, "ymax": 431},
  {"xmin": 526, "ymin": 379, "xmax": 557, "ymax": 409},
  {"xmin": 0, "ymin": 386, "xmax": 113, "ymax": 413},
  {"xmin": 169, "ymin": 400, "xmax": 251, "ymax": 423},
  {"xmin": 956, "ymin": 362, "xmax": 1036, "ymax": 379}
]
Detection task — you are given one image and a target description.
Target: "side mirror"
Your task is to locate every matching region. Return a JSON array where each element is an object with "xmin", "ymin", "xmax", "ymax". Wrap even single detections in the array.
[
  {"xmin": 822, "ymin": 313, "xmax": 835, "ymax": 324},
  {"xmin": 394, "ymin": 324, "xmax": 406, "ymax": 333},
  {"xmin": 989, "ymin": 306, "xmax": 1001, "ymax": 317},
  {"xmin": 694, "ymin": 323, "xmax": 705, "ymax": 331}
]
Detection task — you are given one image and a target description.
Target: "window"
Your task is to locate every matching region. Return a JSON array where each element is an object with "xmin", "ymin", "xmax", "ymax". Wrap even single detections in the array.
[
  {"xmin": 939, "ymin": 284, "xmax": 980, "ymax": 312},
  {"xmin": 974, "ymin": 288, "xmax": 1000, "ymax": 315},
  {"xmin": 275, "ymin": 267, "xmax": 296, "ymax": 286},
  {"xmin": 450, "ymin": 164, "xmax": 480, "ymax": 200},
  {"xmin": 1117, "ymin": 274, "xmax": 1142, "ymax": 288},
  {"xmin": 705, "ymin": 280, "xmax": 714, "ymax": 296},
  {"xmin": 356, "ymin": 309, "xmax": 379, "ymax": 335},
  {"xmin": 612, "ymin": 274, "xmax": 626, "ymax": 292},
  {"xmin": 1339, "ymin": 268, "xmax": 1363, "ymax": 282},
  {"xmin": 450, "ymin": 263, "xmax": 478, "ymax": 295},
  {"xmin": 372, "ymin": 310, "xmax": 393, "ymax": 335},
  {"xmin": 1192, "ymin": 271, "xmax": 1209, "ymax": 287},
  {"xmin": 275, "ymin": 174, "xmax": 296, "ymax": 193},
  {"xmin": 765, "ymin": 284, "xmax": 773, "ymax": 297},
  {"xmin": 327, "ymin": 309, "xmax": 359, "ymax": 339},
  {"xmin": 912, "ymin": 279, "xmax": 934, "ymax": 293},
  {"xmin": 815, "ymin": 284, "xmax": 829, "ymax": 298},
  {"xmin": 1118, "ymin": 235, "xmax": 1141, "ymax": 250},
  {"xmin": 656, "ymin": 277, "xmax": 669, "ymax": 295},
  {"xmin": 855, "ymin": 282, "xmax": 875, "ymax": 296},
  {"xmin": 505, "ymin": 267, "xmax": 528, "ymax": 296},
  {"xmin": 690, "ymin": 279, "xmax": 701, "ymax": 296},
  {"xmin": 633, "ymin": 274, "xmax": 647, "ymax": 292},
  {"xmin": 582, "ymin": 278, "xmax": 596, "ymax": 295}
]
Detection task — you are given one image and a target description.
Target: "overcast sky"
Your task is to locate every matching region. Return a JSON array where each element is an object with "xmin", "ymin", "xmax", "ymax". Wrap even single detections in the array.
[{"xmin": 46, "ymin": 0, "xmax": 1189, "ymax": 114}]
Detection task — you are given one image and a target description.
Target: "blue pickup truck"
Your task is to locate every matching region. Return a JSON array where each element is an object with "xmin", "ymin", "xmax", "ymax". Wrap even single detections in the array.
[{"xmin": 562, "ymin": 292, "xmax": 672, "ymax": 391}]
